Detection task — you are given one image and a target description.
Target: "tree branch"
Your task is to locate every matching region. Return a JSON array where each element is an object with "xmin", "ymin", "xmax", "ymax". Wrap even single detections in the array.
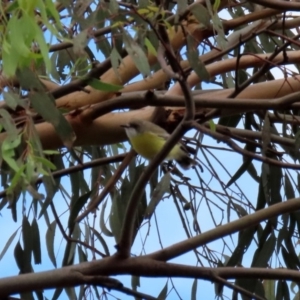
[{"xmin": 147, "ymin": 197, "xmax": 300, "ymax": 261}]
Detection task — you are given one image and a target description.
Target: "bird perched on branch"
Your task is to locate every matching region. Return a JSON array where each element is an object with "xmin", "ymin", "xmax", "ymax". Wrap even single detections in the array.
[{"xmin": 121, "ymin": 119, "xmax": 196, "ymax": 170}]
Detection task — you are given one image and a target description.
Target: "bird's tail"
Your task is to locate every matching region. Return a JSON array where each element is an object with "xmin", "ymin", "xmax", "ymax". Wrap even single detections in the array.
[{"xmin": 176, "ymin": 156, "xmax": 197, "ymax": 170}]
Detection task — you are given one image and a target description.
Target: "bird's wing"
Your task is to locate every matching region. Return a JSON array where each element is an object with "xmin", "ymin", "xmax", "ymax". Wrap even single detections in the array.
[
  {"xmin": 157, "ymin": 133, "xmax": 170, "ymax": 140},
  {"xmin": 157, "ymin": 133, "xmax": 190, "ymax": 154}
]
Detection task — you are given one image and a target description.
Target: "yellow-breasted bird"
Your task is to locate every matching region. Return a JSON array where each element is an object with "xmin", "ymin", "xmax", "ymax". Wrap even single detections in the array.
[{"xmin": 121, "ymin": 119, "xmax": 196, "ymax": 170}]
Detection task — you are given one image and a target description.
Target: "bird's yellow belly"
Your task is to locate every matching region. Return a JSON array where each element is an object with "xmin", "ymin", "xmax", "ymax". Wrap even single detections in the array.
[{"xmin": 130, "ymin": 132, "xmax": 182, "ymax": 160}]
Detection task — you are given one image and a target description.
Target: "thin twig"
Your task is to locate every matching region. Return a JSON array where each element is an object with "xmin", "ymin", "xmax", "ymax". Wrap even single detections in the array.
[
  {"xmin": 76, "ymin": 150, "xmax": 136, "ymax": 223},
  {"xmin": 49, "ymin": 202, "xmax": 106, "ymax": 257},
  {"xmin": 0, "ymin": 154, "xmax": 125, "ymax": 200}
]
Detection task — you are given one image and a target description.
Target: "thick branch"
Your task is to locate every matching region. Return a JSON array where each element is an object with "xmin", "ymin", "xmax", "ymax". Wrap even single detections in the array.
[{"xmin": 147, "ymin": 198, "xmax": 300, "ymax": 261}]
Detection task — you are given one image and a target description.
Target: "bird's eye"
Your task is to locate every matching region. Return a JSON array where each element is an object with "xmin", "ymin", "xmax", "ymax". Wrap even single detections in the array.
[{"xmin": 130, "ymin": 123, "xmax": 138, "ymax": 129}]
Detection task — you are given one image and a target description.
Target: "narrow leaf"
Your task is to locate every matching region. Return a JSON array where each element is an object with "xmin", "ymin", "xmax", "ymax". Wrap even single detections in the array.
[
  {"xmin": 46, "ymin": 221, "xmax": 57, "ymax": 267},
  {"xmin": 123, "ymin": 30, "xmax": 150, "ymax": 77},
  {"xmin": 88, "ymin": 78, "xmax": 123, "ymax": 92},
  {"xmin": 30, "ymin": 92, "xmax": 76, "ymax": 148},
  {"xmin": 186, "ymin": 35, "xmax": 210, "ymax": 81},
  {"xmin": 100, "ymin": 200, "xmax": 113, "ymax": 237},
  {"xmin": 0, "ymin": 229, "xmax": 18, "ymax": 261},
  {"xmin": 146, "ymin": 172, "xmax": 170, "ymax": 218},
  {"xmin": 191, "ymin": 279, "xmax": 198, "ymax": 300},
  {"xmin": 158, "ymin": 281, "xmax": 168, "ymax": 300},
  {"xmin": 68, "ymin": 191, "xmax": 91, "ymax": 231},
  {"xmin": 31, "ymin": 218, "xmax": 41, "ymax": 264}
]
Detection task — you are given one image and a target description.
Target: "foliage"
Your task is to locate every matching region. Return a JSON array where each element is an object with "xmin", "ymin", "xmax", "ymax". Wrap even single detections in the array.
[{"xmin": 0, "ymin": 0, "xmax": 300, "ymax": 299}]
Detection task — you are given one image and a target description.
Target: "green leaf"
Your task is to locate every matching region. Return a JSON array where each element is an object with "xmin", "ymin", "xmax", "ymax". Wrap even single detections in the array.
[
  {"xmin": 46, "ymin": 220, "xmax": 57, "ymax": 267},
  {"xmin": 190, "ymin": 4, "xmax": 210, "ymax": 28},
  {"xmin": 3, "ymin": 91, "xmax": 22, "ymax": 110},
  {"xmin": 146, "ymin": 172, "xmax": 170, "ymax": 218},
  {"xmin": 131, "ymin": 275, "xmax": 140, "ymax": 291},
  {"xmin": 109, "ymin": 192, "xmax": 126, "ymax": 242},
  {"xmin": 109, "ymin": 0, "xmax": 119, "ymax": 14},
  {"xmin": 144, "ymin": 37, "xmax": 157, "ymax": 56},
  {"xmin": 282, "ymin": 246, "xmax": 298, "ymax": 270},
  {"xmin": 0, "ymin": 229, "xmax": 19, "ymax": 261},
  {"xmin": 34, "ymin": 156, "xmax": 57, "ymax": 171},
  {"xmin": 66, "ymin": 223, "xmax": 80, "ymax": 264},
  {"xmin": 252, "ymin": 233, "xmax": 276, "ymax": 267},
  {"xmin": 226, "ymin": 157, "xmax": 252, "ymax": 188},
  {"xmin": 263, "ymin": 280, "xmax": 275, "ymax": 300},
  {"xmin": 6, "ymin": 1, "xmax": 19, "ymax": 13},
  {"xmin": 14, "ymin": 241, "xmax": 24, "ymax": 272},
  {"xmin": 8, "ymin": 164, "xmax": 26, "ymax": 190},
  {"xmin": 100, "ymin": 200, "xmax": 113, "ymax": 237},
  {"xmin": 110, "ymin": 163, "xmax": 146, "ymax": 243},
  {"xmin": 90, "ymin": 227, "xmax": 110, "ymax": 256},
  {"xmin": 31, "ymin": 218, "xmax": 41, "ymax": 264},
  {"xmin": 208, "ymin": 119, "xmax": 216, "ymax": 132},
  {"xmin": 226, "ymin": 226, "xmax": 257, "ymax": 267},
  {"xmin": 157, "ymin": 281, "xmax": 168, "ymax": 300},
  {"xmin": 0, "ymin": 109, "xmax": 16, "ymax": 134},
  {"xmin": 191, "ymin": 279, "xmax": 198, "ymax": 300},
  {"xmin": 122, "ymin": 30, "xmax": 151, "ymax": 77},
  {"xmin": 213, "ymin": 0, "xmax": 221, "ymax": 11},
  {"xmin": 110, "ymin": 47, "xmax": 122, "ymax": 80},
  {"xmin": 39, "ymin": 176, "xmax": 59, "ymax": 219},
  {"xmin": 16, "ymin": 68, "xmax": 44, "ymax": 91},
  {"xmin": 186, "ymin": 35, "xmax": 210, "ymax": 82},
  {"xmin": 88, "ymin": 78, "xmax": 123, "ymax": 92},
  {"xmin": 30, "ymin": 91, "xmax": 76, "ymax": 148},
  {"xmin": 68, "ymin": 191, "xmax": 91, "ymax": 231},
  {"xmin": 22, "ymin": 216, "xmax": 32, "ymax": 264},
  {"xmin": 77, "ymin": 246, "xmax": 87, "ymax": 263},
  {"xmin": 285, "ymin": 173, "xmax": 295, "ymax": 199},
  {"xmin": 262, "ymin": 114, "xmax": 271, "ymax": 156},
  {"xmin": 269, "ymin": 163, "xmax": 282, "ymax": 206},
  {"xmin": 73, "ymin": 30, "xmax": 89, "ymax": 56},
  {"xmin": 276, "ymin": 280, "xmax": 290, "ymax": 300},
  {"xmin": 256, "ymin": 176, "xmax": 266, "ymax": 210},
  {"xmin": 42, "ymin": 150, "xmax": 60, "ymax": 155}
]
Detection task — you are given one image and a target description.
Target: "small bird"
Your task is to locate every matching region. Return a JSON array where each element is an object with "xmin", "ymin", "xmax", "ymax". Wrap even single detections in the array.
[{"xmin": 121, "ymin": 119, "xmax": 196, "ymax": 169}]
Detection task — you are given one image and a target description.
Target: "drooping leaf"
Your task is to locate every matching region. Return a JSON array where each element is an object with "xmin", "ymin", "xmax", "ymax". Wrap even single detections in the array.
[
  {"xmin": 88, "ymin": 78, "xmax": 123, "ymax": 92},
  {"xmin": 100, "ymin": 200, "xmax": 113, "ymax": 237},
  {"xmin": 190, "ymin": 4, "xmax": 210, "ymax": 28},
  {"xmin": 0, "ymin": 229, "xmax": 19, "ymax": 261},
  {"xmin": 39, "ymin": 176, "xmax": 59, "ymax": 219},
  {"xmin": 73, "ymin": 30, "xmax": 89, "ymax": 56},
  {"xmin": 110, "ymin": 47, "xmax": 123, "ymax": 80},
  {"xmin": 284, "ymin": 173, "xmax": 295, "ymax": 200},
  {"xmin": 30, "ymin": 91, "xmax": 76, "ymax": 148},
  {"xmin": 90, "ymin": 227, "xmax": 110, "ymax": 256},
  {"xmin": 77, "ymin": 246, "xmax": 87, "ymax": 263},
  {"xmin": 191, "ymin": 279, "xmax": 198, "ymax": 300},
  {"xmin": 22, "ymin": 216, "xmax": 32, "ymax": 267},
  {"xmin": 31, "ymin": 218, "xmax": 41, "ymax": 264},
  {"xmin": 122, "ymin": 30, "xmax": 151, "ymax": 77},
  {"xmin": 276, "ymin": 280, "xmax": 290, "ymax": 300},
  {"xmin": 186, "ymin": 35, "xmax": 210, "ymax": 82},
  {"xmin": 226, "ymin": 157, "xmax": 252, "ymax": 188},
  {"xmin": 68, "ymin": 191, "xmax": 92, "ymax": 231},
  {"xmin": 263, "ymin": 280, "xmax": 275, "ymax": 300},
  {"xmin": 157, "ymin": 281, "xmax": 168, "ymax": 300},
  {"xmin": 252, "ymin": 232, "xmax": 276, "ymax": 267},
  {"xmin": 46, "ymin": 220, "xmax": 57, "ymax": 268},
  {"xmin": 146, "ymin": 172, "xmax": 170, "ymax": 218},
  {"xmin": 131, "ymin": 275, "xmax": 140, "ymax": 291},
  {"xmin": 3, "ymin": 91, "xmax": 23, "ymax": 110}
]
